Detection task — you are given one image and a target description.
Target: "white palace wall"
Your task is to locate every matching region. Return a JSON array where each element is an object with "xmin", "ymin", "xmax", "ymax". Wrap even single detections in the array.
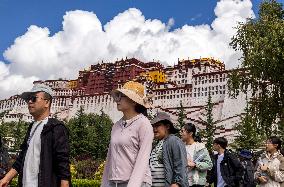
[{"xmin": 0, "ymin": 61, "xmax": 247, "ymax": 142}]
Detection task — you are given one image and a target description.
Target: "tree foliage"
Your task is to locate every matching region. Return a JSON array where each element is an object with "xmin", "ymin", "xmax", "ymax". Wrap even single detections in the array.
[
  {"xmin": 67, "ymin": 107, "xmax": 113, "ymax": 160},
  {"xmin": 177, "ymin": 101, "xmax": 186, "ymax": 130},
  {"xmin": 0, "ymin": 119, "xmax": 29, "ymax": 152},
  {"xmin": 199, "ymin": 92, "xmax": 216, "ymax": 153},
  {"xmin": 233, "ymin": 97, "xmax": 264, "ymax": 150},
  {"xmin": 228, "ymin": 0, "xmax": 284, "ymax": 138}
]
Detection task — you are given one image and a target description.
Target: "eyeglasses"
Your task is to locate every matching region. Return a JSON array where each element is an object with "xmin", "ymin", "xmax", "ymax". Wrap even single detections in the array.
[
  {"xmin": 25, "ymin": 95, "xmax": 47, "ymax": 103},
  {"xmin": 112, "ymin": 93, "xmax": 127, "ymax": 102}
]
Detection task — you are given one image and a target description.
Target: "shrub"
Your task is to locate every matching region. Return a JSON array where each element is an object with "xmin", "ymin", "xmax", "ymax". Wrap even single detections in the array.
[
  {"xmin": 9, "ymin": 179, "xmax": 101, "ymax": 187},
  {"xmin": 94, "ymin": 161, "xmax": 105, "ymax": 181},
  {"xmin": 73, "ymin": 158, "xmax": 100, "ymax": 179},
  {"xmin": 72, "ymin": 179, "xmax": 101, "ymax": 187}
]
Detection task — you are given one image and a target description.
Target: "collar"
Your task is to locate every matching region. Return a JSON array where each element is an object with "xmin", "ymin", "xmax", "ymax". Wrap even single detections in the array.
[
  {"xmin": 33, "ymin": 116, "xmax": 49, "ymax": 124},
  {"xmin": 120, "ymin": 114, "xmax": 143, "ymax": 128},
  {"xmin": 265, "ymin": 151, "xmax": 280, "ymax": 159}
]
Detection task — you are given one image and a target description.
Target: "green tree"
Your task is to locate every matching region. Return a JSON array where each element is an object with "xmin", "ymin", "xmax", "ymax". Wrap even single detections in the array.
[
  {"xmin": 93, "ymin": 110, "xmax": 113, "ymax": 159},
  {"xmin": 0, "ymin": 119, "xmax": 29, "ymax": 152},
  {"xmin": 228, "ymin": 0, "xmax": 284, "ymax": 138},
  {"xmin": 275, "ymin": 119, "xmax": 284, "ymax": 147},
  {"xmin": 232, "ymin": 98, "xmax": 264, "ymax": 150},
  {"xmin": 199, "ymin": 92, "xmax": 215, "ymax": 153},
  {"xmin": 177, "ymin": 101, "xmax": 186, "ymax": 130},
  {"xmin": 67, "ymin": 107, "xmax": 113, "ymax": 160},
  {"xmin": 0, "ymin": 110, "xmax": 9, "ymax": 124},
  {"xmin": 0, "ymin": 122, "xmax": 11, "ymax": 142},
  {"xmin": 12, "ymin": 119, "xmax": 29, "ymax": 152}
]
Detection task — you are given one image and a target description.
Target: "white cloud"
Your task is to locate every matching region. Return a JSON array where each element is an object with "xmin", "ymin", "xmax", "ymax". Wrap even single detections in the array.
[
  {"xmin": 0, "ymin": 75, "xmax": 38, "ymax": 99},
  {"xmin": 0, "ymin": 0, "xmax": 255, "ymax": 99},
  {"xmin": 0, "ymin": 62, "xmax": 9, "ymax": 80},
  {"xmin": 1, "ymin": 60, "xmax": 38, "ymax": 99}
]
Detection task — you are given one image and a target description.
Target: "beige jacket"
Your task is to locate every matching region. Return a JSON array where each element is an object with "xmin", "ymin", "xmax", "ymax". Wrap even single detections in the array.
[{"xmin": 255, "ymin": 151, "xmax": 284, "ymax": 187}]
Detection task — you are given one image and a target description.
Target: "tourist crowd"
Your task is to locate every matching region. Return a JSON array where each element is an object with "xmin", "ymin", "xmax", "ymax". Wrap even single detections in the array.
[{"xmin": 0, "ymin": 81, "xmax": 283, "ymax": 187}]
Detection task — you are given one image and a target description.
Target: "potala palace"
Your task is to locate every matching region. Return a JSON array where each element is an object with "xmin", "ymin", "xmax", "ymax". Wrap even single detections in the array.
[{"xmin": 0, "ymin": 57, "xmax": 247, "ymax": 142}]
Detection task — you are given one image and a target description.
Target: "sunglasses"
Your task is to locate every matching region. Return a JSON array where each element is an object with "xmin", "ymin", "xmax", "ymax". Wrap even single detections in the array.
[
  {"xmin": 25, "ymin": 95, "xmax": 47, "ymax": 103},
  {"xmin": 113, "ymin": 93, "xmax": 127, "ymax": 102}
]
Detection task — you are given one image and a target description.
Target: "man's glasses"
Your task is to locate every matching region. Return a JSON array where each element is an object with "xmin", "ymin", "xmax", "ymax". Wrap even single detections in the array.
[
  {"xmin": 112, "ymin": 93, "xmax": 127, "ymax": 102},
  {"xmin": 25, "ymin": 95, "xmax": 47, "ymax": 103}
]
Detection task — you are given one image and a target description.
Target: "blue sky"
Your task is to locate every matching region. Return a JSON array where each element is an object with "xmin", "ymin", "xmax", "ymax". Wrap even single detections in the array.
[{"xmin": 0, "ymin": 0, "xmax": 268, "ymax": 63}]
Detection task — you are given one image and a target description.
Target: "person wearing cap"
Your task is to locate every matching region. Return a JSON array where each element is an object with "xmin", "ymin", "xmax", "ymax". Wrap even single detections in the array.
[
  {"xmin": 149, "ymin": 112, "xmax": 189, "ymax": 187},
  {"xmin": 0, "ymin": 84, "xmax": 71, "ymax": 187},
  {"xmin": 238, "ymin": 149, "xmax": 256, "ymax": 187},
  {"xmin": 180, "ymin": 123, "xmax": 213, "ymax": 187},
  {"xmin": 101, "ymin": 81, "xmax": 154, "ymax": 187}
]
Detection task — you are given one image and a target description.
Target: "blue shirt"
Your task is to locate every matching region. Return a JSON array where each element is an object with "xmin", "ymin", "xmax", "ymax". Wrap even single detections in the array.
[{"xmin": 217, "ymin": 154, "xmax": 226, "ymax": 187}]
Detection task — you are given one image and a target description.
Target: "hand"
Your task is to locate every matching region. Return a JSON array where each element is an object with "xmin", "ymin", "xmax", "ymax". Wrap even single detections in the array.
[
  {"xmin": 0, "ymin": 169, "xmax": 17, "ymax": 187},
  {"xmin": 188, "ymin": 160, "xmax": 196, "ymax": 168},
  {"xmin": 258, "ymin": 176, "xmax": 268, "ymax": 183},
  {"xmin": 170, "ymin": 184, "xmax": 179, "ymax": 187},
  {"xmin": 60, "ymin": 180, "xmax": 69, "ymax": 187},
  {"xmin": 260, "ymin": 164, "xmax": 269, "ymax": 171},
  {"xmin": 0, "ymin": 177, "xmax": 10, "ymax": 187}
]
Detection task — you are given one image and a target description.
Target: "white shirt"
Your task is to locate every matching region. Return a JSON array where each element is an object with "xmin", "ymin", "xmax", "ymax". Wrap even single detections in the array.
[
  {"xmin": 186, "ymin": 143, "xmax": 197, "ymax": 185},
  {"xmin": 217, "ymin": 153, "xmax": 226, "ymax": 187},
  {"xmin": 23, "ymin": 117, "xmax": 48, "ymax": 187}
]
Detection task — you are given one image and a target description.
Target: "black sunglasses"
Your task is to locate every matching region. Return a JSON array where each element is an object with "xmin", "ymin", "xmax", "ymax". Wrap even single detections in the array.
[
  {"xmin": 25, "ymin": 95, "xmax": 47, "ymax": 103},
  {"xmin": 113, "ymin": 93, "xmax": 127, "ymax": 102}
]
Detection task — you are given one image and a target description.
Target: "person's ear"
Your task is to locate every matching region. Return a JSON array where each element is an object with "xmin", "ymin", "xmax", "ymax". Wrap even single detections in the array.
[{"xmin": 45, "ymin": 100, "xmax": 50, "ymax": 108}]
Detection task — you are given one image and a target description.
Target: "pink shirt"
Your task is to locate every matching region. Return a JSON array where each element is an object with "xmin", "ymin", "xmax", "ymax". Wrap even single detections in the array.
[{"xmin": 102, "ymin": 114, "xmax": 154, "ymax": 187}]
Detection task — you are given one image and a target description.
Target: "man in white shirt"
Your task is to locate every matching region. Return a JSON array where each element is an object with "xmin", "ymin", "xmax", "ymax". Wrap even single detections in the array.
[
  {"xmin": 0, "ymin": 84, "xmax": 71, "ymax": 187},
  {"xmin": 209, "ymin": 137, "xmax": 244, "ymax": 187}
]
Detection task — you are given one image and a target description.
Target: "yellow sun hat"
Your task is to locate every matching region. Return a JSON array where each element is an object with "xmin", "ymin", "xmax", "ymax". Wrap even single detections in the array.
[{"xmin": 111, "ymin": 81, "xmax": 153, "ymax": 108}]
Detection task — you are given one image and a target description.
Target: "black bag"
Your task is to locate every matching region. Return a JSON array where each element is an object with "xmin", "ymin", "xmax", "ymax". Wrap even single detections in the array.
[{"xmin": 241, "ymin": 160, "xmax": 256, "ymax": 187}]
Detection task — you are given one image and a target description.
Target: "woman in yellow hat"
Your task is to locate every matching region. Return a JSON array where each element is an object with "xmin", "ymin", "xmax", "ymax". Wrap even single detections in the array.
[{"xmin": 101, "ymin": 81, "xmax": 154, "ymax": 187}]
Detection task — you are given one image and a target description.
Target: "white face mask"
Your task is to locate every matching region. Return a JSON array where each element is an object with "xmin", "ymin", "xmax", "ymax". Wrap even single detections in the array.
[{"xmin": 213, "ymin": 151, "xmax": 218, "ymax": 155}]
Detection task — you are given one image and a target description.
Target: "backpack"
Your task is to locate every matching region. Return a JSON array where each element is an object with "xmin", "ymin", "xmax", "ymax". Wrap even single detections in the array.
[{"xmin": 242, "ymin": 160, "xmax": 256, "ymax": 186}]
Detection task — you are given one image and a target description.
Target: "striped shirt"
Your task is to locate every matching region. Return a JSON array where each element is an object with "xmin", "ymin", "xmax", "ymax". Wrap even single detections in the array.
[{"xmin": 150, "ymin": 140, "xmax": 165, "ymax": 187}]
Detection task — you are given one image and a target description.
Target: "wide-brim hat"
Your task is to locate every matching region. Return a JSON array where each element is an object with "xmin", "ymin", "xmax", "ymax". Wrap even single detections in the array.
[
  {"xmin": 151, "ymin": 112, "xmax": 179, "ymax": 134},
  {"xmin": 239, "ymin": 149, "xmax": 253, "ymax": 159},
  {"xmin": 20, "ymin": 84, "xmax": 54, "ymax": 101},
  {"xmin": 111, "ymin": 81, "xmax": 153, "ymax": 108}
]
